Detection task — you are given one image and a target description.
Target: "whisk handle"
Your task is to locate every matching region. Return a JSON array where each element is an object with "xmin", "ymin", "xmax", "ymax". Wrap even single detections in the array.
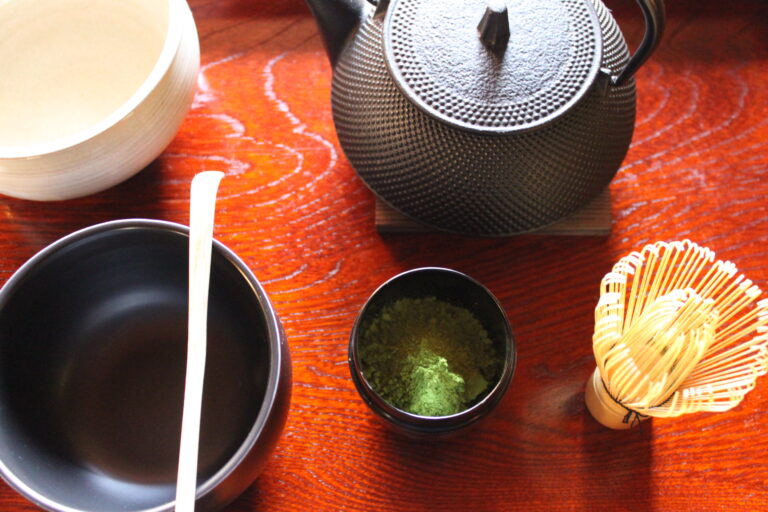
[{"xmin": 585, "ymin": 368, "xmax": 649, "ymax": 430}]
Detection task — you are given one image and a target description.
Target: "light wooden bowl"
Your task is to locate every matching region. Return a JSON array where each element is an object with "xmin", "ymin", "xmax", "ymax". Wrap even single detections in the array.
[{"xmin": 0, "ymin": 0, "xmax": 199, "ymax": 201}]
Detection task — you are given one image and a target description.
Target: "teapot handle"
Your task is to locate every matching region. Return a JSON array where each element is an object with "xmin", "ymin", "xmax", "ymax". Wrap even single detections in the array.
[{"xmin": 613, "ymin": 0, "xmax": 666, "ymax": 86}]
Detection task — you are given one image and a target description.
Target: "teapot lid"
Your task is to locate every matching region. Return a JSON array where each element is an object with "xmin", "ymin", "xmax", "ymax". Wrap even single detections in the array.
[{"xmin": 383, "ymin": 0, "xmax": 604, "ymax": 133}]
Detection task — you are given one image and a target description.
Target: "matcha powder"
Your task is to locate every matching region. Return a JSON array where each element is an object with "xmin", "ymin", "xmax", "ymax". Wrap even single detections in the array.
[{"xmin": 358, "ymin": 296, "xmax": 501, "ymax": 417}]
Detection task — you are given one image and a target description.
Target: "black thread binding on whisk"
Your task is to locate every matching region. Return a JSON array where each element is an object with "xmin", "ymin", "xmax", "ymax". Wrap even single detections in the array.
[{"xmin": 600, "ymin": 378, "xmax": 650, "ymax": 427}]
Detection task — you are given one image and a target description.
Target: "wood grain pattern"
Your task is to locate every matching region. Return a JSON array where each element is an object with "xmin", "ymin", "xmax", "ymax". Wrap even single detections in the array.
[{"xmin": 1, "ymin": 0, "xmax": 767, "ymax": 510}]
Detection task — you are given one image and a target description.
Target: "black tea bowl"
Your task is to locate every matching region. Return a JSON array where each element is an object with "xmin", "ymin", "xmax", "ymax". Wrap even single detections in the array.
[
  {"xmin": 349, "ymin": 267, "xmax": 516, "ymax": 438},
  {"xmin": 0, "ymin": 219, "xmax": 291, "ymax": 511}
]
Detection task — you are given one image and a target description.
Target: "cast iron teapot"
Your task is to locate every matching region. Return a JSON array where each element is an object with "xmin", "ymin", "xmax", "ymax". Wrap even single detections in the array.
[{"xmin": 306, "ymin": 0, "xmax": 665, "ymax": 235}]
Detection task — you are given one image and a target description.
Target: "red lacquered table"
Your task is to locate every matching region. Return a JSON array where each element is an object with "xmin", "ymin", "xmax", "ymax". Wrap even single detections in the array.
[{"xmin": 1, "ymin": 0, "xmax": 767, "ymax": 510}]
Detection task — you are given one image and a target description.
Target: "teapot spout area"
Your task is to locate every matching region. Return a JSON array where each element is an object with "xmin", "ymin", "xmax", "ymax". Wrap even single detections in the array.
[{"xmin": 305, "ymin": 0, "xmax": 367, "ymax": 66}]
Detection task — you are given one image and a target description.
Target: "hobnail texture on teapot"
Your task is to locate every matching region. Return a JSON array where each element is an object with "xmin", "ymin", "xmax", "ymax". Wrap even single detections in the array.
[{"xmin": 307, "ymin": 0, "xmax": 665, "ymax": 235}]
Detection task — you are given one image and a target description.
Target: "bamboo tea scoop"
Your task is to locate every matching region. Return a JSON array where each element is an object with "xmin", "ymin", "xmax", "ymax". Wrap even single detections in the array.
[{"xmin": 175, "ymin": 171, "xmax": 224, "ymax": 511}]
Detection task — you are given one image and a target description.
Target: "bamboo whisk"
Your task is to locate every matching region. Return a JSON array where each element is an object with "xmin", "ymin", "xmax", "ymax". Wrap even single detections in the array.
[{"xmin": 585, "ymin": 240, "xmax": 768, "ymax": 429}]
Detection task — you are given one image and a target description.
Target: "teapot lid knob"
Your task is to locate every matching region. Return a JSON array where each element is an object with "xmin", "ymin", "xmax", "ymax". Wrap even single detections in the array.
[{"xmin": 477, "ymin": 0, "xmax": 510, "ymax": 51}]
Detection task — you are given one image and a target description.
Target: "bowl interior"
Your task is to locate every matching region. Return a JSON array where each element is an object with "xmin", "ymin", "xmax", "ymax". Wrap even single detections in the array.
[
  {"xmin": 0, "ymin": 0, "xmax": 170, "ymax": 152},
  {"xmin": 0, "ymin": 225, "xmax": 270, "ymax": 511}
]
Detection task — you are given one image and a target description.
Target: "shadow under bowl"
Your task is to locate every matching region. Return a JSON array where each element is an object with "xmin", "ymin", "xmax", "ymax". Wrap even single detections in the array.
[
  {"xmin": 349, "ymin": 267, "xmax": 516, "ymax": 438},
  {"xmin": 0, "ymin": 219, "xmax": 291, "ymax": 511}
]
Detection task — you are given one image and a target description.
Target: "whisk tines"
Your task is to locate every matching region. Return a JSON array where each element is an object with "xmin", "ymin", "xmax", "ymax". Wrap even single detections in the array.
[{"xmin": 585, "ymin": 240, "xmax": 768, "ymax": 429}]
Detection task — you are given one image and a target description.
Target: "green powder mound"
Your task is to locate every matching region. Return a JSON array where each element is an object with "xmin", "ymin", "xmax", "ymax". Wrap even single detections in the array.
[
  {"xmin": 407, "ymin": 347, "xmax": 465, "ymax": 416},
  {"xmin": 359, "ymin": 296, "xmax": 501, "ymax": 417}
]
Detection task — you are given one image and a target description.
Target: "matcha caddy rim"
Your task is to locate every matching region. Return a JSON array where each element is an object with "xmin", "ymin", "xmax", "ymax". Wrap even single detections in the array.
[{"xmin": 348, "ymin": 267, "xmax": 516, "ymax": 437}]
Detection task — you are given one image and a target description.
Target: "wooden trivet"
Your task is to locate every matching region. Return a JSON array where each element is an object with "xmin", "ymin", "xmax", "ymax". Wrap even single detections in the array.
[{"xmin": 375, "ymin": 189, "xmax": 611, "ymax": 235}]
